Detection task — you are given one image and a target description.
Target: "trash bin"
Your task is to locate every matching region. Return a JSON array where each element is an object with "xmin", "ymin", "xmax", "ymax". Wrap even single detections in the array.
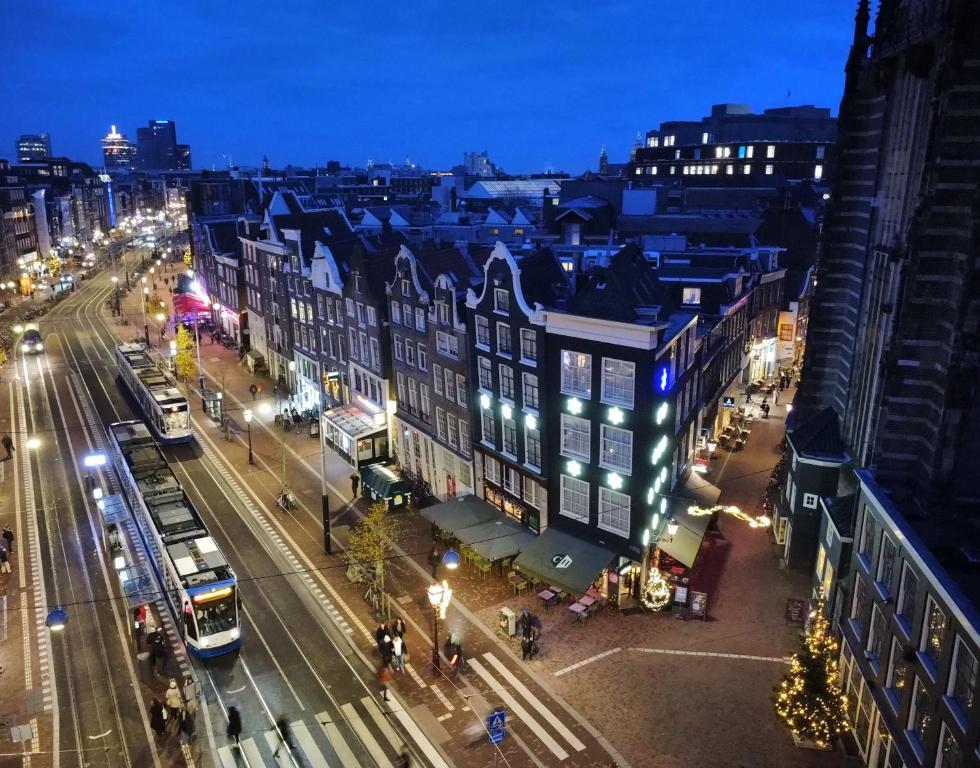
[
  {"xmin": 137, "ymin": 651, "xmax": 152, "ymax": 681},
  {"xmin": 499, "ymin": 607, "xmax": 517, "ymax": 637}
]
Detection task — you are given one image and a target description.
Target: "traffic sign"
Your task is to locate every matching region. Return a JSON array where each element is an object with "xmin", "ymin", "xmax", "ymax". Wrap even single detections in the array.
[{"xmin": 488, "ymin": 708, "xmax": 506, "ymax": 745}]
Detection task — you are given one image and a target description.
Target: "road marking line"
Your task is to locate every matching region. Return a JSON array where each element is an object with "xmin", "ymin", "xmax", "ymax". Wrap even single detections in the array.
[
  {"xmin": 215, "ymin": 745, "xmax": 239, "ymax": 768},
  {"xmin": 361, "ymin": 695, "xmax": 403, "ymax": 753},
  {"xmin": 387, "ymin": 704, "xmax": 452, "ymax": 768},
  {"xmin": 263, "ymin": 729, "xmax": 290, "ymax": 766},
  {"xmin": 316, "ymin": 711, "xmax": 361, "ymax": 768},
  {"xmin": 405, "ymin": 663, "xmax": 427, "ymax": 689},
  {"xmin": 239, "ymin": 736, "xmax": 265, "ymax": 766},
  {"xmin": 552, "ymin": 647, "xmax": 622, "ymax": 679},
  {"xmin": 485, "ymin": 652, "xmax": 586, "ymax": 751},
  {"xmin": 468, "ymin": 657, "xmax": 569, "ymax": 761},
  {"xmin": 292, "ymin": 720, "xmax": 330, "ymax": 768},
  {"xmin": 437, "ymin": 713, "xmax": 452, "ymax": 722},
  {"xmin": 341, "ymin": 702, "xmax": 389, "ymax": 766},
  {"xmin": 429, "ymin": 682, "xmax": 455, "ymax": 712},
  {"xmin": 629, "ymin": 647, "xmax": 791, "ymax": 663}
]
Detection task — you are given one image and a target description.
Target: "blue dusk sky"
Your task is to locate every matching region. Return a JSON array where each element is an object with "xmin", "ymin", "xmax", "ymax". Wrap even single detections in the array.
[{"xmin": 0, "ymin": 1, "xmax": 856, "ymax": 173}]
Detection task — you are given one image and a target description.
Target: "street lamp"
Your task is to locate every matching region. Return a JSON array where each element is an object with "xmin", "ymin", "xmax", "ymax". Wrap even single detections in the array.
[
  {"xmin": 45, "ymin": 607, "xmax": 68, "ymax": 631},
  {"xmin": 111, "ymin": 276, "xmax": 119, "ymax": 316},
  {"xmin": 155, "ymin": 312, "xmax": 166, "ymax": 342},
  {"xmin": 141, "ymin": 287, "xmax": 150, "ymax": 345},
  {"xmin": 426, "ymin": 580, "xmax": 453, "ymax": 673},
  {"xmin": 26, "ymin": 437, "xmax": 40, "ymax": 450},
  {"xmin": 244, "ymin": 409, "xmax": 254, "ymax": 465},
  {"xmin": 288, "ymin": 360, "xmax": 297, "ymax": 405},
  {"xmin": 169, "ymin": 340, "xmax": 177, "ymax": 375}
]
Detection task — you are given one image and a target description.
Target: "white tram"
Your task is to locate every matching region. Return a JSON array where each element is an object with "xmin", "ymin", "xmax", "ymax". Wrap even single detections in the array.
[{"xmin": 114, "ymin": 342, "xmax": 191, "ymax": 444}]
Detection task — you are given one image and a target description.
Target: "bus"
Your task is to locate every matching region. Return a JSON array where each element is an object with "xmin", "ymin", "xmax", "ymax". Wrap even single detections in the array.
[
  {"xmin": 108, "ymin": 420, "xmax": 240, "ymax": 657},
  {"xmin": 115, "ymin": 342, "xmax": 192, "ymax": 444}
]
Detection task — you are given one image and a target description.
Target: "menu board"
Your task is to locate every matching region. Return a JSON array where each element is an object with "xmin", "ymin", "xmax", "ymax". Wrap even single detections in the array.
[
  {"xmin": 785, "ymin": 597, "xmax": 807, "ymax": 624},
  {"xmin": 690, "ymin": 591, "xmax": 707, "ymax": 619}
]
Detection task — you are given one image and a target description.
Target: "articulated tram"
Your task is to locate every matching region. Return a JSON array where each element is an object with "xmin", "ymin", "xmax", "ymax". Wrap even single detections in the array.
[
  {"xmin": 114, "ymin": 342, "xmax": 192, "ymax": 444},
  {"xmin": 109, "ymin": 420, "xmax": 240, "ymax": 657}
]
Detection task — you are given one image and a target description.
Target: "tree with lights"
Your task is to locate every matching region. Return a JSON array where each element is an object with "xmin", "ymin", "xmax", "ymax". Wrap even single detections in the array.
[
  {"xmin": 773, "ymin": 600, "xmax": 848, "ymax": 748},
  {"xmin": 174, "ymin": 324, "xmax": 196, "ymax": 382}
]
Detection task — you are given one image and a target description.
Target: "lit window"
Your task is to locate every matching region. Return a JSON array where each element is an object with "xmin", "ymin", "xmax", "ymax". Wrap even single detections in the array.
[
  {"xmin": 766, "ymin": 144, "xmax": 775, "ymax": 159},
  {"xmin": 948, "ymin": 635, "xmax": 977, "ymax": 719},
  {"xmin": 601, "ymin": 358, "xmax": 635, "ymax": 408},
  {"xmin": 714, "ymin": 146, "xmax": 723, "ymax": 159},
  {"xmin": 816, "ymin": 145, "xmax": 826, "ymax": 160},
  {"xmin": 701, "ymin": 132, "xmax": 710, "ymax": 144},
  {"xmin": 560, "ymin": 350, "xmax": 592, "ymax": 397},
  {"xmin": 598, "ymin": 487, "xmax": 630, "ymax": 537},
  {"xmin": 726, "ymin": 165, "xmax": 734, "ymax": 175},
  {"xmin": 737, "ymin": 146, "xmax": 746, "ymax": 159},
  {"xmin": 634, "ymin": 167, "xmax": 642, "ymax": 175},
  {"xmin": 920, "ymin": 596, "xmax": 946, "ymax": 669},
  {"xmin": 670, "ymin": 166, "xmax": 676, "ymax": 175},
  {"xmin": 560, "ymin": 475, "xmax": 589, "ymax": 522},
  {"xmin": 682, "ymin": 166, "xmax": 690, "ymax": 176},
  {"xmin": 885, "ymin": 636, "xmax": 908, "ymax": 699},
  {"xmin": 743, "ymin": 164, "xmax": 751, "ymax": 175},
  {"xmin": 674, "ymin": 149, "xmax": 681, "ymax": 160},
  {"xmin": 814, "ymin": 164, "xmax": 824, "ymax": 180},
  {"xmin": 650, "ymin": 166, "xmax": 658, "ymax": 175},
  {"xmin": 560, "ymin": 413, "xmax": 591, "ymax": 461},
  {"xmin": 682, "ymin": 287, "xmax": 701, "ymax": 305},
  {"xmin": 746, "ymin": 145, "xmax": 754, "ymax": 158},
  {"xmin": 647, "ymin": 136, "xmax": 659, "ymax": 148},
  {"xmin": 765, "ymin": 164, "xmax": 774, "ymax": 175},
  {"xmin": 600, "ymin": 425, "xmax": 633, "ymax": 474},
  {"xmin": 907, "ymin": 677, "xmax": 931, "ymax": 753}
]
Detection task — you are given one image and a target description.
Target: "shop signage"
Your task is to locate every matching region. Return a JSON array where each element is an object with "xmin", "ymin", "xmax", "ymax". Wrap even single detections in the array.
[
  {"xmin": 722, "ymin": 396, "xmax": 736, "ymax": 408},
  {"xmin": 488, "ymin": 709, "xmax": 507, "ymax": 745},
  {"xmin": 784, "ymin": 597, "xmax": 806, "ymax": 624},
  {"xmin": 552, "ymin": 554, "xmax": 572, "ymax": 569},
  {"xmin": 690, "ymin": 591, "xmax": 708, "ymax": 619}
]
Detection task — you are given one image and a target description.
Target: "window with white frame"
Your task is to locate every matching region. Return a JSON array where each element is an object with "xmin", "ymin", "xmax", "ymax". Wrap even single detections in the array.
[
  {"xmin": 408, "ymin": 378, "xmax": 418, "ymax": 413},
  {"xmin": 766, "ymin": 144, "xmax": 775, "ymax": 158},
  {"xmin": 921, "ymin": 596, "xmax": 946, "ymax": 669},
  {"xmin": 907, "ymin": 677, "xmax": 931, "ymax": 752},
  {"xmin": 346, "ymin": 298, "xmax": 354, "ymax": 316},
  {"xmin": 401, "ymin": 303, "xmax": 411, "ymax": 325},
  {"xmin": 502, "ymin": 415, "xmax": 517, "ymax": 456},
  {"xmin": 560, "ymin": 414, "xmax": 590, "ymax": 460},
  {"xmin": 455, "ymin": 374, "xmax": 466, "ymax": 407},
  {"xmin": 560, "ymin": 350, "xmax": 592, "ymax": 396},
  {"xmin": 356, "ymin": 302, "xmax": 366, "ymax": 326},
  {"xmin": 600, "ymin": 425, "xmax": 633, "ymax": 474},
  {"xmin": 478, "ymin": 357, "xmax": 492, "ymax": 390},
  {"xmin": 401, "ymin": 279, "xmax": 410, "ymax": 296},
  {"xmin": 876, "ymin": 534, "xmax": 897, "ymax": 595},
  {"xmin": 359, "ymin": 333, "xmax": 369, "ymax": 363},
  {"xmin": 867, "ymin": 604, "xmax": 887, "ymax": 666},
  {"xmin": 433, "ymin": 363, "xmax": 443, "ymax": 394},
  {"xmin": 601, "ymin": 358, "xmax": 635, "ymax": 408},
  {"xmin": 447, "ymin": 416, "xmax": 458, "ymax": 449},
  {"xmin": 420, "ymin": 383, "xmax": 430, "ymax": 420},
  {"xmin": 370, "ymin": 338, "xmax": 380, "ymax": 370},
  {"xmin": 484, "ymin": 455, "xmax": 500, "ymax": 484},
  {"xmin": 499, "ymin": 365, "xmax": 515, "ymax": 399},
  {"xmin": 851, "ymin": 575, "xmax": 869, "ymax": 632},
  {"xmin": 948, "ymin": 636, "xmax": 977, "ymax": 720},
  {"xmin": 396, "ymin": 372, "xmax": 406, "ymax": 402},
  {"xmin": 481, "ymin": 408, "xmax": 496, "ymax": 446},
  {"xmin": 525, "ymin": 427, "xmax": 541, "ymax": 467},
  {"xmin": 681, "ymin": 287, "xmax": 702, "ymax": 306},
  {"xmin": 415, "ymin": 307, "xmax": 425, "ymax": 332},
  {"xmin": 885, "ymin": 637, "xmax": 909, "ymax": 700},
  {"xmin": 437, "ymin": 330, "xmax": 459, "ymax": 359},
  {"xmin": 475, "ymin": 316, "xmax": 490, "ymax": 347},
  {"xmin": 367, "ymin": 306, "xmax": 377, "ymax": 326},
  {"xmin": 897, "ymin": 562, "xmax": 918, "ymax": 627},
  {"xmin": 444, "ymin": 368, "xmax": 455, "ymax": 399},
  {"xmin": 598, "ymin": 487, "xmax": 630, "ymax": 537},
  {"xmin": 814, "ymin": 164, "xmax": 824, "ymax": 181},
  {"xmin": 559, "ymin": 475, "xmax": 589, "ymax": 523},
  {"xmin": 417, "ymin": 344, "xmax": 428, "ymax": 372},
  {"xmin": 937, "ymin": 723, "xmax": 963, "ymax": 768},
  {"xmin": 523, "ymin": 479, "xmax": 543, "ymax": 510},
  {"xmin": 348, "ymin": 328, "xmax": 358, "ymax": 359},
  {"xmin": 438, "ymin": 302, "xmax": 450, "ymax": 325},
  {"xmin": 458, "ymin": 419, "xmax": 470, "ymax": 455},
  {"xmin": 405, "ymin": 342, "xmax": 416, "ymax": 367},
  {"xmin": 859, "ymin": 509, "xmax": 876, "ymax": 561},
  {"xmin": 523, "ymin": 373, "xmax": 539, "ymax": 409},
  {"xmin": 520, "ymin": 329, "xmax": 537, "ymax": 362},
  {"xmin": 503, "ymin": 467, "xmax": 520, "ymax": 495},
  {"xmin": 765, "ymin": 164, "xmax": 774, "ymax": 175},
  {"xmin": 494, "ymin": 288, "xmax": 510, "ymax": 313},
  {"xmin": 436, "ymin": 407, "xmax": 446, "ymax": 441},
  {"xmin": 496, "ymin": 322, "xmax": 511, "ymax": 355}
]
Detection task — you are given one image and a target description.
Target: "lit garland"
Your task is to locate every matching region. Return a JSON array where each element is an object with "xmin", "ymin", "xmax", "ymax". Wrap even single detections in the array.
[
  {"xmin": 687, "ymin": 504, "xmax": 771, "ymax": 529},
  {"xmin": 640, "ymin": 568, "xmax": 672, "ymax": 611},
  {"xmin": 773, "ymin": 600, "xmax": 848, "ymax": 748}
]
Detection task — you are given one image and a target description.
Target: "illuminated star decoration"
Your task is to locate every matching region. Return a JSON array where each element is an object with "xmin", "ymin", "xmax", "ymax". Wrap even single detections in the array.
[{"xmin": 686, "ymin": 504, "xmax": 771, "ymax": 529}]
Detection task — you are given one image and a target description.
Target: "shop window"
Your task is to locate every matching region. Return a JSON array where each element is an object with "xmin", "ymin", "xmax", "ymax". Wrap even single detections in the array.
[
  {"xmin": 560, "ymin": 414, "xmax": 590, "ymax": 461},
  {"xmin": 598, "ymin": 487, "xmax": 630, "ymax": 537},
  {"xmin": 560, "ymin": 350, "xmax": 592, "ymax": 397},
  {"xmin": 559, "ymin": 475, "xmax": 589, "ymax": 523}
]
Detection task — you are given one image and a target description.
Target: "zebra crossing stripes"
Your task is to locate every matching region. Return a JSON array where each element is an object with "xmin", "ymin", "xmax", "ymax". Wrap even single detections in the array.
[
  {"xmin": 317, "ymin": 712, "xmax": 361, "ymax": 768},
  {"xmin": 291, "ymin": 720, "xmax": 330, "ymax": 768},
  {"xmin": 341, "ymin": 702, "xmax": 391, "ymax": 766},
  {"xmin": 361, "ymin": 695, "xmax": 403, "ymax": 752}
]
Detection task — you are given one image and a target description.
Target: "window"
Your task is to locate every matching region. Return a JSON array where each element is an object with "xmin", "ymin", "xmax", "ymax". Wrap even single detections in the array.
[
  {"xmin": 502, "ymin": 415, "xmax": 517, "ymax": 456},
  {"xmin": 504, "ymin": 467, "xmax": 520, "ymax": 495},
  {"xmin": 525, "ymin": 427, "xmax": 541, "ymax": 468},
  {"xmin": 921, "ymin": 597, "xmax": 946, "ymax": 670},
  {"xmin": 405, "ymin": 342, "xmax": 416, "ymax": 367},
  {"xmin": 600, "ymin": 425, "xmax": 633, "ymax": 474},
  {"xmin": 478, "ymin": 357, "xmax": 492, "ymax": 390},
  {"xmin": 765, "ymin": 164, "xmax": 774, "ymax": 175},
  {"xmin": 499, "ymin": 365, "xmax": 515, "ymax": 399},
  {"xmin": 520, "ymin": 329, "xmax": 537, "ymax": 362},
  {"xmin": 391, "ymin": 301, "xmax": 401, "ymax": 325},
  {"xmin": 859, "ymin": 510, "xmax": 876, "ymax": 565},
  {"xmin": 436, "ymin": 408, "xmax": 446, "ymax": 441},
  {"xmin": 444, "ymin": 368, "xmax": 455, "ymax": 400},
  {"xmin": 907, "ymin": 677, "xmax": 931, "ymax": 753},
  {"xmin": 560, "ymin": 414, "xmax": 591, "ymax": 460},
  {"xmin": 897, "ymin": 562, "xmax": 918, "ymax": 630},
  {"xmin": 523, "ymin": 479, "xmax": 543, "ymax": 509},
  {"xmin": 420, "ymin": 383, "xmax": 431, "ymax": 421},
  {"xmin": 743, "ymin": 164, "xmax": 751, "ymax": 175},
  {"xmin": 481, "ymin": 407, "xmax": 496, "ymax": 446},
  {"xmin": 356, "ymin": 302, "xmax": 366, "ymax": 326},
  {"xmin": 816, "ymin": 145, "xmax": 826, "ymax": 160},
  {"xmin": 851, "ymin": 575, "xmax": 869, "ymax": 632},
  {"xmin": 598, "ymin": 488, "xmax": 630, "ymax": 537},
  {"xmin": 948, "ymin": 636, "xmax": 977, "ymax": 720},
  {"xmin": 408, "ymin": 378, "xmax": 418, "ymax": 413},
  {"xmin": 601, "ymin": 358, "xmax": 635, "ymax": 408},
  {"xmin": 496, "ymin": 323, "xmax": 511, "ymax": 355},
  {"xmin": 766, "ymin": 144, "xmax": 775, "ymax": 159},
  {"xmin": 417, "ymin": 344, "xmax": 428, "ymax": 372},
  {"xmin": 370, "ymin": 337, "xmax": 380, "ymax": 370},
  {"xmin": 367, "ymin": 306, "xmax": 377, "ymax": 326},
  {"xmin": 814, "ymin": 164, "xmax": 824, "ymax": 181},
  {"xmin": 559, "ymin": 475, "xmax": 589, "ymax": 523},
  {"xmin": 394, "ymin": 335, "xmax": 403, "ymax": 361},
  {"xmin": 459, "ymin": 419, "xmax": 470, "ymax": 455},
  {"xmin": 396, "ymin": 372, "xmax": 406, "ymax": 402},
  {"xmin": 484, "ymin": 455, "xmax": 501, "ymax": 484},
  {"xmin": 447, "ymin": 416, "xmax": 458, "ymax": 449},
  {"xmin": 494, "ymin": 288, "xmax": 510, "ymax": 313},
  {"xmin": 415, "ymin": 307, "xmax": 425, "ymax": 332},
  {"xmin": 345, "ymin": 298, "xmax": 354, "ymax": 316},
  {"xmin": 867, "ymin": 604, "xmax": 887, "ymax": 667},
  {"xmin": 348, "ymin": 328, "xmax": 358, "ymax": 359},
  {"xmin": 433, "ymin": 363, "xmax": 443, "ymax": 394},
  {"xmin": 455, "ymin": 374, "xmax": 466, "ymax": 407},
  {"xmin": 401, "ymin": 279, "xmax": 410, "ymax": 297},
  {"xmin": 886, "ymin": 637, "xmax": 909, "ymax": 700},
  {"xmin": 475, "ymin": 316, "xmax": 490, "ymax": 347},
  {"xmin": 561, "ymin": 350, "xmax": 592, "ymax": 396},
  {"xmin": 436, "ymin": 330, "xmax": 459, "ymax": 359},
  {"xmin": 523, "ymin": 373, "xmax": 539, "ymax": 409},
  {"xmin": 746, "ymin": 145, "xmax": 754, "ymax": 158},
  {"xmin": 877, "ymin": 535, "xmax": 897, "ymax": 595},
  {"xmin": 359, "ymin": 333, "xmax": 369, "ymax": 363},
  {"xmin": 937, "ymin": 723, "xmax": 963, "ymax": 768},
  {"xmin": 681, "ymin": 287, "xmax": 701, "ymax": 305}
]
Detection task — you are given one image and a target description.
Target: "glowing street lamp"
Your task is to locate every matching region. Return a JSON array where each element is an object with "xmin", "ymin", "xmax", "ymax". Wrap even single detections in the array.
[
  {"xmin": 243, "ymin": 409, "xmax": 254, "ymax": 465},
  {"xmin": 426, "ymin": 580, "xmax": 453, "ymax": 672},
  {"xmin": 26, "ymin": 437, "xmax": 40, "ymax": 450}
]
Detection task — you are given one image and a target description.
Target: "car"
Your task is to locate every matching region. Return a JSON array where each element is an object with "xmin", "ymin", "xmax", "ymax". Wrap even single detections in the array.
[{"xmin": 21, "ymin": 328, "xmax": 43, "ymax": 354}]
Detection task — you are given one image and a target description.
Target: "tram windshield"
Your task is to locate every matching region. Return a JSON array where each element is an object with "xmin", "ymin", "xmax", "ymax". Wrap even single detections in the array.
[
  {"xmin": 162, "ymin": 404, "xmax": 190, "ymax": 435},
  {"xmin": 192, "ymin": 586, "xmax": 237, "ymax": 636}
]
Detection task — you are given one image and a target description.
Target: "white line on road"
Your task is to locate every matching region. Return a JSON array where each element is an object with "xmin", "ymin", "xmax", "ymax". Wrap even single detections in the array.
[
  {"xmin": 552, "ymin": 647, "xmax": 623, "ymax": 678},
  {"xmin": 317, "ymin": 711, "xmax": 361, "ymax": 768},
  {"xmin": 340, "ymin": 702, "xmax": 389, "ymax": 767},
  {"xmin": 629, "ymin": 647, "xmax": 791, "ymax": 663}
]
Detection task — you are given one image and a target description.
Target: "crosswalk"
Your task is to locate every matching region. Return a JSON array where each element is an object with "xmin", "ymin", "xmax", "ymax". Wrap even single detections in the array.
[{"xmin": 216, "ymin": 696, "xmax": 405, "ymax": 768}]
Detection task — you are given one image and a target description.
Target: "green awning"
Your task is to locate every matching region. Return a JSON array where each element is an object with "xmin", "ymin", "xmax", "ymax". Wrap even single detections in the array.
[
  {"xmin": 456, "ymin": 518, "xmax": 535, "ymax": 562},
  {"xmin": 418, "ymin": 496, "xmax": 500, "ymax": 533},
  {"xmin": 513, "ymin": 528, "xmax": 615, "ymax": 596}
]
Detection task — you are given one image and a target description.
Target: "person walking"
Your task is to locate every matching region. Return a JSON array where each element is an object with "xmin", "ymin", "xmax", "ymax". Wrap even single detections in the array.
[
  {"xmin": 2, "ymin": 434, "xmax": 13, "ymax": 460},
  {"xmin": 2, "ymin": 526, "xmax": 14, "ymax": 553},
  {"xmin": 428, "ymin": 545, "xmax": 440, "ymax": 578},
  {"xmin": 149, "ymin": 698, "xmax": 166, "ymax": 739},
  {"xmin": 378, "ymin": 664, "xmax": 393, "ymax": 702},
  {"xmin": 177, "ymin": 708, "xmax": 195, "ymax": 744},
  {"xmin": 165, "ymin": 679, "xmax": 183, "ymax": 725},
  {"xmin": 148, "ymin": 627, "xmax": 166, "ymax": 675},
  {"xmin": 381, "ymin": 634, "xmax": 394, "ymax": 667},
  {"xmin": 392, "ymin": 617, "xmax": 406, "ymax": 639},
  {"xmin": 350, "ymin": 473, "xmax": 360, "ymax": 500},
  {"xmin": 249, "ymin": 383, "xmax": 258, "ymax": 400},
  {"xmin": 226, "ymin": 706, "xmax": 242, "ymax": 745},
  {"xmin": 273, "ymin": 716, "xmax": 293, "ymax": 758},
  {"xmin": 133, "ymin": 604, "xmax": 147, "ymax": 650},
  {"xmin": 0, "ymin": 546, "xmax": 10, "ymax": 574},
  {"xmin": 392, "ymin": 633, "xmax": 405, "ymax": 672},
  {"xmin": 375, "ymin": 623, "xmax": 387, "ymax": 657}
]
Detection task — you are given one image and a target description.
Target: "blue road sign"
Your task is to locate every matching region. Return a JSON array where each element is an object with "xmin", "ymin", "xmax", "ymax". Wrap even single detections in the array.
[{"xmin": 488, "ymin": 708, "xmax": 506, "ymax": 745}]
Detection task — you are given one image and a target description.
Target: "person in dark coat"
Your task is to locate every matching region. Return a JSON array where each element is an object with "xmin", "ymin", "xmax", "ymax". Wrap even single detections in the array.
[
  {"xmin": 2, "ymin": 435, "xmax": 13, "ymax": 460},
  {"xmin": 149, "ymin": 698, "xmax": 166, "ymax": 738},
  {"xmin": 2, "ymin": 526, "xmax": 14, "ymax": 553},
  {"xmin": 428, "ymin": 546, "xmax": 440, "ymax": 578},
  {"xmin": 147, "ymin": 627, "xmax": 166, "ymax": 675},
  {"xmin": 350, "ymin": 473, "xmax": 360, "ymax": 500},
  {"xmin": 226, "ymin": 706, "xmax": 242, "ymax": 744},
  {"xmin": 273, "ymin": 716, "xmax": 294, "ymax": 757},
  {"xmin": 391, "ymin": 617, "xmax": 406, "ymax": 638}
]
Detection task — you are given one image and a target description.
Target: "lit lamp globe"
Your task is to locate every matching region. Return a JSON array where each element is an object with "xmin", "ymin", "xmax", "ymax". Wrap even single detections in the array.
[
  {"xmin": 667, "ymin": 519, "xmax": 679, "ymax": 537},
  {"xmin": 243, "ymin": 409, "xmax": 253, "ymax": 424},
  {"xmin": 442, "ymin": 550, "xmax": 461, "ymax": 571},
  {"xmin": 46, "ymin": 607, "xmax": 68, "ymax": 631}
]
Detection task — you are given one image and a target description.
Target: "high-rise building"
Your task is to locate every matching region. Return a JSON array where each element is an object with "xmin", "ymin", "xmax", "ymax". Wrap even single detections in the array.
[
  {"xmin": 16, "ymin": 133, "xmax": 51, "ymax": 163},
  {"xmin": 136, "ymin": 119, "xmax": 190, "ymax": 170},
  {"xmin": 101, "ymin": 125, "xmax": 136, "ymax": 169}
]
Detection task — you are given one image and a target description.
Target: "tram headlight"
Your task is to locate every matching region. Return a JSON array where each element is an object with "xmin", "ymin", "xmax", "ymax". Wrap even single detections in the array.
[
  {"xmin": 199, "ymin": 637, "xmax": 211, "ymax": 648},
  {"xmin": 230, "ymin": 627, "xmax": 240, "ymax": 640}
]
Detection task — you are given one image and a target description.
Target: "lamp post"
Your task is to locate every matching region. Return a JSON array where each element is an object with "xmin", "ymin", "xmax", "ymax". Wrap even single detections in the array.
[
  {"xmin": 140, "ymin": 277, "xmax": 149, "ymax": 346},
  {"xmin": 193, "ymin": 303, "xmax": 214, "ymax": 393},
  {"xmin": 244, "ymin": 409, "xmax": 254, "ymax": 465},
  {"xmin": 155, "ymin": 312, "xmax": 166, "ymax": 343},
  {"xmin": 288, "ymin": 360, "xmax": 297, "ymax": 406},
  {"xmin": 169, "ymin": 340, "xmax": 177, "ymax": 376},
  {"xmin": 111, "ymin": 275, "xmax": 119, "ymax": 316},
  {"xmin": 426, "ymin": 580, "xmax": 453, "ymax": 673}
]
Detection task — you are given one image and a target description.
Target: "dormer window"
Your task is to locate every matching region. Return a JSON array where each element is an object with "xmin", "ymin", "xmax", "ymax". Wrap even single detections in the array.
[
  {"xmin": 494, "ymin": 288, "xmax": 510, "ymax": 314},
  {"xmin": 682, "ymin": 287, "xmax": 701, "ymax": 305},
  {"xmin": 401, "ymin": 279, "xmax": 411, "ymax": 297}
]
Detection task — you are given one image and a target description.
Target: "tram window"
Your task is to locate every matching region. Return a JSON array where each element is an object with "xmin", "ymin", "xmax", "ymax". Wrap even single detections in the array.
[
  {"xmin": 183, "ymin": 601, "xmax": 198, "ymax": 640},
  {"xmin": 193, "ymin": 588, "xmax": 237, "ymax": 636}
]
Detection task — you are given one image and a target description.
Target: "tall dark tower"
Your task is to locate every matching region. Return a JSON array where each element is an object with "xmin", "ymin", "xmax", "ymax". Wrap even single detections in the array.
[{"xmin": 598, "ymin": 145, "xmax": 608, "ymax": 174}]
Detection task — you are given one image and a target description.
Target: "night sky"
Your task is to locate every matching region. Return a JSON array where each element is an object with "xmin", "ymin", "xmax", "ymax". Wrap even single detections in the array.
[{"xmin": 1, "ymin": 0, "xmax": 855, "ymax": 173}]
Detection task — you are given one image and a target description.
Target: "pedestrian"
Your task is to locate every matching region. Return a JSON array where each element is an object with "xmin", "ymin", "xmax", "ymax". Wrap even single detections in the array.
[
  {"xmin": 177, "ymin": 708, "xmax": 195, "ymax": 744},
  {"xmin": 350, "ymin": 473, "xmax": 360, "ymax": 500},
  {"xmin": 378, "ymin": 664, "xmax": 393, "ymax": 702},
  {"xmin": 0, "ymin": 546, "xmax": 10, "ymax": 574},
  {"xmin": 165, "ymin": 679, "xmax": 183, "ymax": 724},
  {"xmin": 273, "ymin": 716, "xmax": 294, "ymax": 757},
  {"xmin": 133, "ymin": 604, "xmax": 147, "ymax": 650},
  {"xmin": 182, "ymin": 601, "xmax": 194, "ymax": 640},
  {"xmin": 398, "ymin": 750, "xmax": 412, "ymax": 768},
  {"xmin": 249, "ymin": 383, "xmax": 258, "ymax": 400},
  {"xmin": 148, "ymin": 627, "xmax": 166, "ymax": 675},
  {"xmin": 149, "ymin": 697, "xmax": 166, "ymax": 739},
  {"xmin": 182, "ymin": 676, "xmax": 199, "ymax": 717},
  {"xmin": 762, "ymin": 402, "xmax": 770, "ymax": 418},
  {"xmin": 392, "ymin": 634, "xmax": 405, "ymax": 672},
  {"xmin": 392, "ymin": 617, "xmax": 406, "ymax": 638},
  {"xmin": 381, "ymin": 634, "xmax": 394, "ymax": 667},
  {"xmin": 2, "ymin": 527, "xmax": 13, "ymax": 553},
  {"xmin": 521, "ymin": 633, "xmax": 533, "ymax": 661},
  {"xmin": 773, "ymin": 388, "xmax": 779, "ymax": 405},
  {"xmin": 2, "ymin": 434, "xmax": 13, "ymax": 460},
  {"xmin": 375, "ymin": 623, "xmax": 387, "ymax": 656},
  {"xmin": 428, "ymin": 545, "xmax": 440, "ymax": 578},
  {"xmin": 226, "ymin": 706, "xmax": 242, "ymax": 745}
]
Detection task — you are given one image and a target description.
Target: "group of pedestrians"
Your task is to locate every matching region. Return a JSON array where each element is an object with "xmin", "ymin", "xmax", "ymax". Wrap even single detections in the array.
[
  {"xmin": 375, "ymin": 617, "xmax": 408, "ymax": 702},
  {"xmin": 148, "ymin": 678, "xmax": 196, "ymax": 744}
]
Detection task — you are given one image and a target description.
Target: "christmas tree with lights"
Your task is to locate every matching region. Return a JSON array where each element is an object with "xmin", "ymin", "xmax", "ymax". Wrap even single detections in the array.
[
  {"xmin": 640, "ymin": 568, "xmax": 672, "ymax": 611},
  {"xmin": 773, "ymin": 600, "xmax": 848, "ymax": 748}
]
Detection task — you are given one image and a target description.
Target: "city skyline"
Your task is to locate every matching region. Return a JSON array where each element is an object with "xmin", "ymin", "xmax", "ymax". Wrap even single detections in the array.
[{"xmin": 1, "ymin": 0, "xmax": 854, "ymax": 172}]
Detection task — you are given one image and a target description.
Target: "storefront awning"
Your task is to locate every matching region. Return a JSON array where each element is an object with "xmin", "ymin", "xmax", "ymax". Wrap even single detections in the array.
[
  {"xmin": 679, "ymin": 472, "xmax": 722, "ymax": 507},
  {"xmin": 514, "ymin": 528, "xmax": 616, "ymax": 597},
  {"xmin": 456, "ymin": 517, "xmax": 535, "ymax": 563},
  {"xmin": 657, "ymin": 473, "xmax": 722, "ymax": 568},
  {"xmin": 322, "ymin": 404, "xmax": 385, "ymax": 441},
  {"xmin": 172, "ymin": 293, "xmax": 212, "ymax": 315},
  {"xmin": 419, "ymin": 496, "xmax": 500, "ymax": 533}
]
